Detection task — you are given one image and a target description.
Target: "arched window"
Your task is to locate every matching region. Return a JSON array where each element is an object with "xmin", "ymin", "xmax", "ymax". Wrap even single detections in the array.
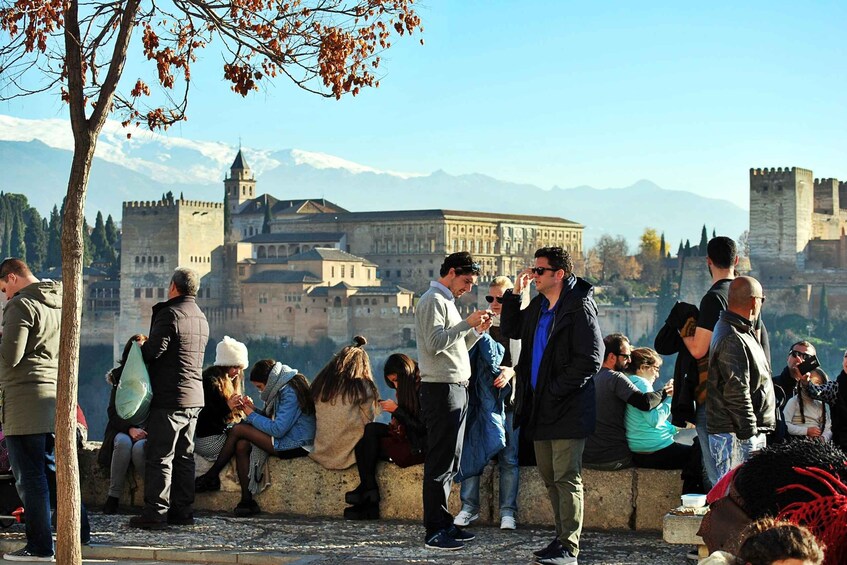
[
  {"xmin": 257, "ymin": 246, "xmax": 266, "ymax": 259},
  {"xmin": 333, "ymin": 297, "xmax": 342, "ymax": 307}
]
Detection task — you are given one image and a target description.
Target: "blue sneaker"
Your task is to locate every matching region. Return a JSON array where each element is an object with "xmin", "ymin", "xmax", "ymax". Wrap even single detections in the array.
[
  {"xmin": 424, "ymin": 529, "xmax": 464, "ymax": 551},
  {"xmin": 446, "ymin": 524, "xmax": 475, "ymax": 541}
]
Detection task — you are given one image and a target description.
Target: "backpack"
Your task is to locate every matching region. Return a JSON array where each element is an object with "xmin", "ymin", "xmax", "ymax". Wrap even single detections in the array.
[{"xmin": 115, "ymin": 341, "xmax": 153, "ymax": 425}]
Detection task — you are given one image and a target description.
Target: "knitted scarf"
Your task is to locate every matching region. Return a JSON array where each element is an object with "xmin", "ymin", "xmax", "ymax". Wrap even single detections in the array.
[{"xmin": 247, "ymin": 362, "xmax": 295, "ymax": 495}]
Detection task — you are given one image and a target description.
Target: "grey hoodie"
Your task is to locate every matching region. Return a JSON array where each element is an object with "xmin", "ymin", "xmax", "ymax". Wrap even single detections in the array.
[{"xmin": 0, "ymin": 280, "xmax": 62, "ymax": 435}]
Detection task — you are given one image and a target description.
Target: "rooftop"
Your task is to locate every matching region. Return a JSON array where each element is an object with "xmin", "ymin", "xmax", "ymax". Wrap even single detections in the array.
[
  {"xmin": 283, "ymin": 208, "xmax": 582, "ymax": 226},
  {"xmin": 241, "ymin": 270, "xmax": 322, "ymax": 284},
  {"xmin": 243, "ymin": 232, "xmax": 345, "ymax": 244},
  {"xmin": 286, "ymin": 247, "xmax": 377, "ymax": 266}
]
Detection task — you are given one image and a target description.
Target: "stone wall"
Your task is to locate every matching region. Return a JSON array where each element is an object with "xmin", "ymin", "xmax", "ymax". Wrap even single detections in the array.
[{"xmin": 80, "ymin": 443, "xmax": 681, "ymax": 532}]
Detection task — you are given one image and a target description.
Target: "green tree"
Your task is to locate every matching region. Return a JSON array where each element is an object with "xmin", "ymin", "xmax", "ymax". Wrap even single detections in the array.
[
  {"xmin": 699, "ymin": 225, "xmax": 708, "ymax": 255},
  {"xmin": 659, "ymin": 232, "xmax": 666, "ymax": 259},
  {"xmin": 90, "ymin": 211, "xmax": 109, "ymax": 262},
  {"xmin": 24, "ymin": 208, "xmax": 48, "ymax": 271},
  {"xmin": 104, "ymin": 214, "xmax": 119, "ymax": 246},
  {"xmin": 11, "ymin": 212, "xmax": 27, "ymax": 260},
  {"xmin": 82, "ymin": 218, "xmax": 94, "ymax": 267},
  {"xmin": 46, "ymin": 205, "xmax": 63, "ymax": 268}
]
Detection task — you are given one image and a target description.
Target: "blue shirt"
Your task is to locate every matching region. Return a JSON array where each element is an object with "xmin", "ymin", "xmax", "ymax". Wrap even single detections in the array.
[{"xmin": 531, "ymin": 296, "xmax": 556, "ymax": 389}]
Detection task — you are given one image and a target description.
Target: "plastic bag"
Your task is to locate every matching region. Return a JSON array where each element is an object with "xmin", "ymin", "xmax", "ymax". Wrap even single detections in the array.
[{"xmin": 115, "ymin": 341, "xmax": 152, "ymax": 425}]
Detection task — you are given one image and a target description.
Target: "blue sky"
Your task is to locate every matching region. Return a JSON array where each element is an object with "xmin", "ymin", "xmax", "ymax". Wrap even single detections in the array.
[{"xmin": 2, "ymin": 1, "xmax": 845, "ymax": 208}]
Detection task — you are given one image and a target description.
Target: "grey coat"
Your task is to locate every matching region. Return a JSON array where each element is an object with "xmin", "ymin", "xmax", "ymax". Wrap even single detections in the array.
[{"xmin": 0, "ymin": 280, "xmax": 62, "ymax": 435}]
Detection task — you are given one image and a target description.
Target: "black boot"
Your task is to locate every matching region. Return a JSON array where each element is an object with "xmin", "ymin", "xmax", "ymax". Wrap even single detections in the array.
[
  {"xmin": 343, "ymin": 501, "xmax": 380, "ymax": 520},
  {"xmin": 345, "ymin": 486, "xmax": 380, "ymax": 505},
  {"xmin": 102, "ymin": 496, "xmax": 119, "ymax": 515}
]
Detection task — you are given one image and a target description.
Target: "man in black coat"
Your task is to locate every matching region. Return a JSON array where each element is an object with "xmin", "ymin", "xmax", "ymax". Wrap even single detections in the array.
[
  {"xmin": 500, "ymin": 247, "xmax": 603, "ymax": 565},
  {"xmin": 129, "ymin": 267, "xmax": 209, "ymax": 529}
]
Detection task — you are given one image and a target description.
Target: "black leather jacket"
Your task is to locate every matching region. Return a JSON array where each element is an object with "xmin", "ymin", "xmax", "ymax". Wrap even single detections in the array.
[{"xmin": 705, "ymin": 310, "xmax": 775, "ymax": 438}]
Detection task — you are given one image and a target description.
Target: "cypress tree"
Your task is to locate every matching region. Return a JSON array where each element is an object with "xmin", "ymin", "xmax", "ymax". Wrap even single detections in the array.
[
  {"xmin": 699, "ymin": 225, "xmax": 708, "ymax": 255},
  {"xmin": 91, "ymin": 211, "xmax": 109, "ymax": 261},
  {"xmin": 24, "ymin": 208, "xmax": 48, "ymax": 271},
  {"xmin": 46, "ymin": 205, "xmax": 62, "ymax": 268},
  {"xmin": 659, "ymin": 232, "xmax": 666, "ymax": 259},
  {"xmin": 104, "ymin": 214, "xmax": 119, "ymax": 246},
  {"xmin": 10, "ymin": 212, "xmax": 26, "ymax": 260},
  {"xmin": 819, "ymin": 284, "xmax": 831, "ymax": 338},
  {"xmin": 82, "ymin": 217, "xmax": 94, "ymax": 267}
]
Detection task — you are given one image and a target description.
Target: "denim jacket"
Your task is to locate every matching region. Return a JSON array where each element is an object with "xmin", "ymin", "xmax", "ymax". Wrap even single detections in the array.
[{"xmin": 246, "ymin": 384, "xmax": 316, "ymax": 452}]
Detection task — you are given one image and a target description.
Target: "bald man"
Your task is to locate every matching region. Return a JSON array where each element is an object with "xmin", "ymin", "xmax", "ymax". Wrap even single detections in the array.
[{"xmin": 705, "ymin": 276, "xmax": 776, "ymax": 481}]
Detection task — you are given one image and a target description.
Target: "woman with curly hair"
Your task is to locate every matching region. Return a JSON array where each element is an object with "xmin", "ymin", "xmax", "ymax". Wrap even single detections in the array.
[{"xmin": 310, "ymin": 336, "xmax": 379, "ymax": 470}]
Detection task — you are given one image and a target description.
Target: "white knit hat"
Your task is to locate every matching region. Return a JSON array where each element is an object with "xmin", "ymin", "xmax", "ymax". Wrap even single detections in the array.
[{"xmin": 214, "ymin": 336, "xmax": 249, "ymax": 369}]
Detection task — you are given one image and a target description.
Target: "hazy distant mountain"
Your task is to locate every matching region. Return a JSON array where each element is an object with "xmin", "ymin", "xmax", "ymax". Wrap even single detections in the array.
[{"xmin": 0, "ymin": 115, "xmax": 748, "ymax": 248}]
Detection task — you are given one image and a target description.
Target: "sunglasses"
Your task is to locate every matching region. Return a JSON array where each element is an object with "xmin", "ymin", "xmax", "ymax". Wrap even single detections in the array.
[
  {"xmin": 455, "ymin": 263, "xmax": 482, "ymax": 274},
  {"xmin": 530, "ymin": 266, "xmax": 558, "ymax": 276},
  {"xmin": 752, "ymin": 294, "xmax": 766, "ymax": 303},
  {"xmin": 789, "ymin": 350, "xmax": 811, "ymax": 361},
  {"xmin": 615, "ymin": 352, "xmax": 631, "ymax": 359},
  {"xmin": 485, "ymin": 295, "xmax": 504, "ymax": 304}
]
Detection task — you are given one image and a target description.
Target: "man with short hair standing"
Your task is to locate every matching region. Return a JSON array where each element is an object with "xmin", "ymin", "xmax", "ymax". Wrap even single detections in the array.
[
  {"xmin": 706, "ymin": 276, "xmax": 775, "ymax": 481},
  {"xmin": 0, "ymin": 258, "xmax": 64, "ymax": 561},
  {"xmin": 500, "ymin": 247, "xmax": 603, "ymax": 565},
  {"xmin": 415, "ymin": 252, "xmax": 491, "ymax": 551},
  {"xmin": 583, "ymin": 333, "xmax": 669, "ymax": 471},
  {"xmin": 681, "ymin": 236, "xmax": 737, "ymax": 490},
  {"xmin": 129, "ymin": 267, "xmax": 209, "ymax": 529}
]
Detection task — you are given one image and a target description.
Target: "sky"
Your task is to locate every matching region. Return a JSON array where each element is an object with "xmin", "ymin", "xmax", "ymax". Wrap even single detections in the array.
[{"xmin": 1, "ymin": 1, "xmax": 845, "ymax": 209}]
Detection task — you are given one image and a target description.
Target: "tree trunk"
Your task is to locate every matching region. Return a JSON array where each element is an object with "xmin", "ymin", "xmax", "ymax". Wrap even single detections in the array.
[{"xmin": 55, "ymin": 133, "xmax": 96, "ymax": 565}]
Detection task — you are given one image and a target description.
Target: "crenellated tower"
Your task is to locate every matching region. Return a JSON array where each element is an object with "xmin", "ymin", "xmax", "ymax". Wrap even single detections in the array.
[{"xmin": 749, "ymin": 167, "xmax": 814, "ymax": 270}]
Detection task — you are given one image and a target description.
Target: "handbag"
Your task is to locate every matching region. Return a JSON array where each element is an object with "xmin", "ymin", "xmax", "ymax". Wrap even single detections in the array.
[{"xmin": 115, "ymin": 341, "xmax": 153, "ymax": 425}]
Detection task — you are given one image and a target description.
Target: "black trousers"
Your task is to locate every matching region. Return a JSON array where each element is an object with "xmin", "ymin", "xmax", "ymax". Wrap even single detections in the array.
[
  {"xmin": 143, "ymin": 407, "xmax": 200, "ymax": 520},
  {"xmin": 355, "ymin": 422, "xmax": 390, "ymax": 490},
  {"xmin": 419, "ymin": 382, "xmax": 468, "ymax": 538},
  {"xmin": 632, "ymin": 439, "xmax": 705, "ymax": 494}
]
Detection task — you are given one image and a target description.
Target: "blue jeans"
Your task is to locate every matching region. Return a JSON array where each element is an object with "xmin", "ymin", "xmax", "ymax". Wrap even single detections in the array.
[
  {"xmin": 459, "ymin": 411, "xmax": 520, "ymax": 518},
  {"xmin": 695, "ymin": 405, "xmax": 719, "ymax": 490},
  {"xmin": 6, "ymin": 434, "xmax": 53, "ymax": 556},
  {"xmin": 708, "ymin": 432, "xmax": 766, "ymax": 482}
]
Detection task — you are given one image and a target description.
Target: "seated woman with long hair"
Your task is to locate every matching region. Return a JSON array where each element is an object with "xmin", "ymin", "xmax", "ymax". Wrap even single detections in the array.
[
  {"xmin": 310, "ymin": 335, "xmax": 379, "ymax": 470},
  {"xmin": 98, "ymin": 334, "xmax": 147, "ymax": 514},
  {"xmin": 625, "ymin": 347, "xmax": 702, "ymax": 493},
  {"xmin": 344, "ymin": 353, "xmax": 426, "ymax": 520},
  {"xmin": 194, "ymin": 336, "xmax": 249, "ymax": 461},
  {"xmin": 194, "ymin": 360, "xmax": 316, "ymax": 516}
]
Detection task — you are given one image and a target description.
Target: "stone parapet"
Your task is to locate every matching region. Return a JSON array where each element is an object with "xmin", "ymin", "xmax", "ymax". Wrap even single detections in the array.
[{"xmin": 80, "ymin": 443, "xmax": 681, "ymax": 532}]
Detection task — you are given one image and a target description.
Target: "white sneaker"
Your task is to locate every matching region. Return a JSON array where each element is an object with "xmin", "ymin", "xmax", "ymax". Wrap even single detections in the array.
[
  {"xmin": 453, "ymin": 509, "xmax": 479, "ymax": 526},
  {"xmin": 500, "ymin": 515, "xmax": 516, "ymax": 530}
]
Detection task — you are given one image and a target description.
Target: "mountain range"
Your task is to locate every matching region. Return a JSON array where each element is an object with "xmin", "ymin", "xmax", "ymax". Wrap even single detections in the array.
[{"xmin": 0, "ymin": 114, "xmax": 748, "ymax": 249}]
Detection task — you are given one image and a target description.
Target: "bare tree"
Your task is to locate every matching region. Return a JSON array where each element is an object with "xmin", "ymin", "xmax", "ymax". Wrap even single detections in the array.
[{"xmin": 0, "ymin": 1, "xmax": 421, "ymax": 562}]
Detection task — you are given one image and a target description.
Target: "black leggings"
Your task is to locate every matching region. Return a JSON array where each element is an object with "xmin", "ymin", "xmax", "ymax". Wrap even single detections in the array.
[
  {"xmin": 633, "ymin": 440, "xmax": 704, "ymax": 494},
  {"xmin": 354, "ymin": 422, "xmax": 390, "ymax": 490}
]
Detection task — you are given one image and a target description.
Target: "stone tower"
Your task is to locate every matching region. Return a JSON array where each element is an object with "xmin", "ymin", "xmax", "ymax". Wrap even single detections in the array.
[
  {"xmin": 117, "ymin": 196, "xmax": 224, "ymax": 349},
  {"xmin": 749, "ymin": 167, "xmax": 814, "ymax": 271},
  {"xmin": 224, "ymin": 150, "xmax": 256, "ymax": 242}
]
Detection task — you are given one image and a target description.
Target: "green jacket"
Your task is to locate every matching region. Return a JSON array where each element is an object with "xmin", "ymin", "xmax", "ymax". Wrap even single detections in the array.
[{"xmin": 0, "ymin": 280, "xmax": 62, "ymax": 435}]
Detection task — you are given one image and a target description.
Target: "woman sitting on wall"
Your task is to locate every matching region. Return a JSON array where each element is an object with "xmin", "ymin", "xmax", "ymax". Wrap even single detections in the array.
[
  {"xmin": 310, "ymin": 336, "xmax": 379, "ymax": 471},
  {"xmin": 624, "ymin": 347, "xmax": 703, "ymax": 493},
  {"xmin": 194, "ymin": 336, "xmax": 249, "ymax": 461},
  {"xmin": 194, "ymin": 360, "xmax": 316, "ymax": 516},
  {"xmin": 98, "ymin": 334, "xmax": 148, "ymax": 514},
  {"xmin": 344, "ymin": 353, "xmax": 426, "ymax": 520}
]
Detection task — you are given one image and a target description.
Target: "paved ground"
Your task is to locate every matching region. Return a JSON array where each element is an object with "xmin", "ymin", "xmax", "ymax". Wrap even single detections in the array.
[{"xmin": 1, "ymin": 511, "xmax": 692, "ymax": 564}]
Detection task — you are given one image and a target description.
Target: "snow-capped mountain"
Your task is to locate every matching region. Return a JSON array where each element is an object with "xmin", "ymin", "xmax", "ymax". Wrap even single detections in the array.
[{"xmin": 0, "ymin": 114, "xmax": 748, "ymax": 248}]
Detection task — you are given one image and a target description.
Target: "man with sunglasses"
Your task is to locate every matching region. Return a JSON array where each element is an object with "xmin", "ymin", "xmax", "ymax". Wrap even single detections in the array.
[
  {"xmin": 706, "ymin": 276, "xmax": 775, "ymax": 482},
  {"xmin": 773, "ymin": 341, "xmax": 816, "ymax": 401},
  {"xmin": 415, "ymin": 252, "xmax": 492, "ymax": 551},
  {"xmin": 583, "ymin": 333, "xmax": 670, "ymax": 471},
  {"xmin": 500, "ymin": 247, "xmax": 603, "ymax": 565}
]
